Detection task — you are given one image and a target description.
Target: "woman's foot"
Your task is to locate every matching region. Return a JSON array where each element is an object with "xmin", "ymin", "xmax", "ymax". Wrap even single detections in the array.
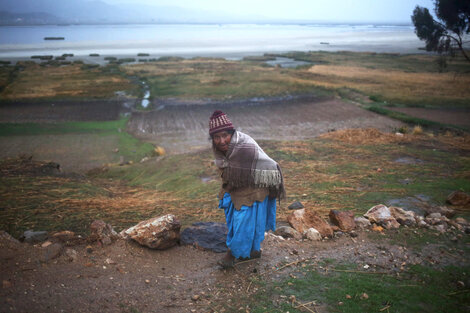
[
  {"xmin": 218, "ymin": 249, "xmax": 235, "ymax": 269},
  {"xmin": 239, "ymin": 250, "xmax": 262, "ymax": 261}
]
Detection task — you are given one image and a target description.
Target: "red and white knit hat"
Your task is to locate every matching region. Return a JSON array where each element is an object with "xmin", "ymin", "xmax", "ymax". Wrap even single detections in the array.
[{"xmin": 209, "ymin": 110, "xmax": 234, "ymax": 135}]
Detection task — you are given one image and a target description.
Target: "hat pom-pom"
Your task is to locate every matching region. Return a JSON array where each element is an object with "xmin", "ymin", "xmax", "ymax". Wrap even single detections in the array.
[{"xmin": 211, "ymin": 110, "xmax": 224, "ymax": 119}]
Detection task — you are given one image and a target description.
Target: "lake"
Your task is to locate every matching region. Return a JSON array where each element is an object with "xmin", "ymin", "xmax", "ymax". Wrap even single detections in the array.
[{"xmin": 0, "ymin": 23, "xmax": 425, "ymax": 60}]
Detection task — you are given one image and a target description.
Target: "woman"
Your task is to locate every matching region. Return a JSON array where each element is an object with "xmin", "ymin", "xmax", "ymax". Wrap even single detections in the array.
[{"xmin": 209, "ymin": 110, "xmax": 285, "ymax": 268}]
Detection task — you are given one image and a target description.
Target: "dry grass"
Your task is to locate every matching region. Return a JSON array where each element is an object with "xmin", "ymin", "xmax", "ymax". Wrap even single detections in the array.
[
  {"xmin": 0, "ymin": 63, "xmax": 134, "ymax": 100},
  {"xmin": 306, "ymin": 65, "xmax": 470, "ymax": 104},
  {"xmin": 319, "ymin": 128, "xmax": 409, "ymax": 145}
]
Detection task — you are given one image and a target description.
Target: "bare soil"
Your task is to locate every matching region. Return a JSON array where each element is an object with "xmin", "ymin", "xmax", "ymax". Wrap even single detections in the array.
[
  {"xmin": 1, "ymin": 228, "xmax": 468, "ymax": 313},
  {"xmin": 127, "ymin": 97, "xmax": 404, "ymax": 155}
]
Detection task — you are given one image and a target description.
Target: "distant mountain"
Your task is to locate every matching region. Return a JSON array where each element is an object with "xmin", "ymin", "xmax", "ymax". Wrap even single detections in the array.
[
  {"xmin": 0, "ymin": 0, "xmax": 262, "ymax": 25},
  {"xmin": 0, "ymin": 10, "xmax": 64, "ymax": 25}
]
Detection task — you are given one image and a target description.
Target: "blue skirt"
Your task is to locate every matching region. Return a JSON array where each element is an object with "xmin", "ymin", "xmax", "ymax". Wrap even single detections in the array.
[{"xmin": 219, "ymin": 192, "xmax": 276, "ymax": 259}]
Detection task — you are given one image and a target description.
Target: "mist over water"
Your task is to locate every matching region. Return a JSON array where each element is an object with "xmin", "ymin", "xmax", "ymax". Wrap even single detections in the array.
[{"xmin": 0, "ymin": 23, "xmax": 424, "ymax": 59}]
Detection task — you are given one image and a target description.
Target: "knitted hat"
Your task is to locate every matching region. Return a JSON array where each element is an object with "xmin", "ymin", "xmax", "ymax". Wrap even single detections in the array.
[{"xmin": 209, "ymin": 110, "xmax": 234, "ymax": 135}]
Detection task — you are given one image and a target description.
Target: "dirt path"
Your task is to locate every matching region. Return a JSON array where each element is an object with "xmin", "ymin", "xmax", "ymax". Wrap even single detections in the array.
[
  {"xmin": 387, "ymin": 107, "xmax": 470, "ymax": 129},
  {"xmin": 1, "ymin": 229, "xmax": 467, "ymax": 313},
  {"xmin": 128, "ymin": 97, "xmax": 404, "ymax": 155}
]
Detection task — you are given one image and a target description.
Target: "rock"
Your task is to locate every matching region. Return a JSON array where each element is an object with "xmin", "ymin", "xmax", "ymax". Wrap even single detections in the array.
[
  {"xmin": 354, "ymin": 217, "xmax": 371, "ymax": 229},
  {"xmin": 447, "ymin": 191, "xmax": 470, "ymax": 206},
  {"xmin": 417, "ymin": 220, "xmax": 428, "ymax": 228},
  {"xmin": 86, "ymin": 245, "xmax": 93, "ymax": 253},
  {"xmin": 465, "ymin": 227, "xmax": 470, "ymax": 234},
  {"xmin": 432, "ymin": 224, "xmax": 447, "ymax": 233},
  {"xmin": 349, "ymin": 231, "xmax": 358, "ymax": 238},
  {"xmin": 180, "ymin": 222, "xmax": 228, "ymax": 252},
  {"xmin": 274, "ymin": 226, "xmax": 302, "ymax": 240},
  {"xmin": 447, "ymin": 220, "xmax": 463, "ymax": 230},
  {"xmin": 52, "ymin": 231, "xmax": 75, "ymax": 242},
  {"xmin": 435, "ymin": 206, "xmax": 455, "ymax": 218},
  {"xmin": 0, "ymin": 231, "xmax": 20, "ymax": 244},
  {"xmin": 304, "ymin": 228, "xmax": 322, "ymax": 241},
  {"xmin": 123, "ymin": 214, "xmax": 181, "ymax": 249},
  {"xmin": 89, "ymin": 220, "xmax": 119, "ymax": 245},
  {"xmin": 22, "ymin": 230, "xmax": 48, "ymax": 243},
  {"xmin": 455, "ymin": 217, "xmax": 468, "ymax": 225},
  {"xmin": 371, "ymin": 225, "xmax": 384, "ymax": 232},
  {"xmin": 428, "ymin": 212, "xmax": 442, "ymax": 219},
  {"xmin": 329, "ymin": 210, "xmax": 355, "ymax": 231},
  {"xmin": 287, "ymin": 209, "xmax": 333, "ymax": 238},
  {"xmin": 360, "ymin": 293, "xmax": 369, "ymax": 300},
  {"xmin": 65, "ymin": 248, "xmax": 78, "ymax": 262},
  {"xmin": 364, "ymin": 205, "xmax": 400, "ymax": 229},
  {"xmin": 288, "ymin": 201, "xmax": 304, "ymax": 210},
  {"xmin": 41, "ymin": 241, "xmax": 52, "ymax": 248},
  {"xmin": 389, "ymin": 207, "xmax": 416, "ymax": 226},
  {"xmin": 41, "ymin": 243, "xmax": 63, "ymax": 262}
]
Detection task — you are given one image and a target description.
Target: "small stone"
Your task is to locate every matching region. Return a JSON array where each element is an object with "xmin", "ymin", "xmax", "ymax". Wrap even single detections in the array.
[
  {"xmin": 3, "ymin": 280, "xmax": 12, "ymax": 289},
  {"xmin": 372, "ymin": 225, "xmax": 384, "ymax": 232},
  {"xmin": 65, "ymin": 248, "xmax": 78, "ymax": 262},
  {"xmin": 338, "ymin": 301, "xmax": 344, "ymax": 306},
  {"xmin": 191, "ymin": 295, "xmax": 200, "ymax": 301},
  {"xmin": 41, "ymin": 243, "xmax": 63, "ymax": 262},
  {"xmin": 349, "ymin": 231, "xmax": 358, "ymax": 238},
  {"xmin": 86, "ymin": 245, "xmax": 93, "ymax": 253},
  {"xmin": 304, "ymin": 228, "xmax": 322, "ymax": 241},
  {"xmin": 346, "ymin": 294, "xmax": 352, "ymax": 299},
  {"xmin": 288, "ymin": 201, "xmax": 304, "ymax": 210},
  {"xmin": 428, "ymin": 213, "xmax": 442, "ymax": 219},
  {"xmin": 354, "ymin": 217, "xmax": 371, "ymax": 229},
  {"xmin": 22, "ymin": 230, "xmax": 48, "ymax": 244},
  {"xmin": 41, "ymin": 241, "xmax": 52, "ymax": 248},
  {"xmin": 451, "ymin": 236, "xmax": 458, "ymax": 243},
  {"xmin": 105, "ymin": 258, "xmax": 116, "ymax": 264},
  {"xmin": 360, "ymin": 293, "xmax": 369, "ymax": 300},
  {"xmin": 455, "ymin": 217, "xmax": 468, "ymax": 225},
  {"xmin": 145, "ymin": 279, "xmax": 150, "ymax": 284},
  {"xmin": 457, "ymin": 281, "xmax": 465, "ymax": 288}
]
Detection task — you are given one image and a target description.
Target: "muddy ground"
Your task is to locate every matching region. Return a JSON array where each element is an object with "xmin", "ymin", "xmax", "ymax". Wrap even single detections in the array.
[{"xmin": 1, "ymin": 227, "xmax": 468, "ymax": 313}]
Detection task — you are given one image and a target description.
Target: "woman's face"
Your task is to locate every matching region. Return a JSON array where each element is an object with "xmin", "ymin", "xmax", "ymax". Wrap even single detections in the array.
[{"xmin": 213, "ymin": 131, "xmax": 232, "ymax": 153}]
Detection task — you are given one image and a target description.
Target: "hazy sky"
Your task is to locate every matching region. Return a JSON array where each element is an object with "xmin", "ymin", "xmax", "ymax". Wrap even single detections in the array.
[{"xmin": 113, "ymin": 0, "xmax": 435, "ymax": 23}]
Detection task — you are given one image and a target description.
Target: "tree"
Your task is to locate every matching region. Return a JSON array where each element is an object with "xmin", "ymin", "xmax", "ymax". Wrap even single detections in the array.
[{"xmin": 412, "ymin": 0, "xmax": 470, "ymax": 62}]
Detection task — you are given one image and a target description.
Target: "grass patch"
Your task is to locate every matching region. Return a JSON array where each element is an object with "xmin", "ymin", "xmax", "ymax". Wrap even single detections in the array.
[{"xmin": 240, "ymin": 261, "xmax": 470, "ymax": 313}]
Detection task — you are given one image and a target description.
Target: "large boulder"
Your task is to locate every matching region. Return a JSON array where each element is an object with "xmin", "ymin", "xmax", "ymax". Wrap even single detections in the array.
[
  {"xmin": 329, "ymin": 210, "xmax": 355, "ymax": 231},
  {"xmin": 389, "ymin": 207, "xmax": 416, "ymax": 226},
  {"xmin": 446, "ymin": 191, "xmax": 470, "ymax": 206},
  {"xmin": 89, "ymin": 220, "xmax": 119, "ymax": 245},
  {"xmin": 123, "ymin": 214, "xmax": 180, "ymax": 250},
  {"xmin": 180, "ymin": 222, "xmax": 227, "ymax": 253},
  {"xmin": 364, "ymin": 204, "xmax": 400, "ymax": 229},
  {"xmin": 287, "ymin": 209, "xmax": 333, "ymax": 238}
]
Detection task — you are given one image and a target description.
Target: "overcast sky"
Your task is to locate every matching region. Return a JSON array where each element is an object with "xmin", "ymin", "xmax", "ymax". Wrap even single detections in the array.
[{"xmin": 112, "ymin": 0, "xmax": 435, "ymax": 23}]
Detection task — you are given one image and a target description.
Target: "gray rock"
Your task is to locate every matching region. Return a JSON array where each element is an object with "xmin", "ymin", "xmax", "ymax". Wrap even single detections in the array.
[
  {"xmin": 180, "ymin": 222, "xmax": 227, "ymax": 253},
  {"xmin": 64, "ymin": 248, "xmax": 78, "ymax": 262},
  {"xmin": 22, "ymin": 230, "xmax": 48, "ymax": 243},
  {"xmin": 432, "ymin": 224, "xmax": 447, "ymax": 233},
  {"xmin": 275, "ymin": 226, "xmax": 302, "ymax": 240},
  {"xmin": 41, "ymin": 243, "xmax": 63, "ymax": 262},
  {"xmin": 364, "ymin": 204, "xmax": 400, "ymax": 229},
  {"xmin": 288, "ymin": 201, "xmax": 304, "ymax": 210},
  {"xmin": 428, "ymin": 213, "xmax": 442, "ymax": 219},
  {"xmin": 304, "ymin": 228, "xmax": 322, "ymax": 241},
  {"xmin": 354, "ymin": 217, "xmax": 371, "ymax": 229}
]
